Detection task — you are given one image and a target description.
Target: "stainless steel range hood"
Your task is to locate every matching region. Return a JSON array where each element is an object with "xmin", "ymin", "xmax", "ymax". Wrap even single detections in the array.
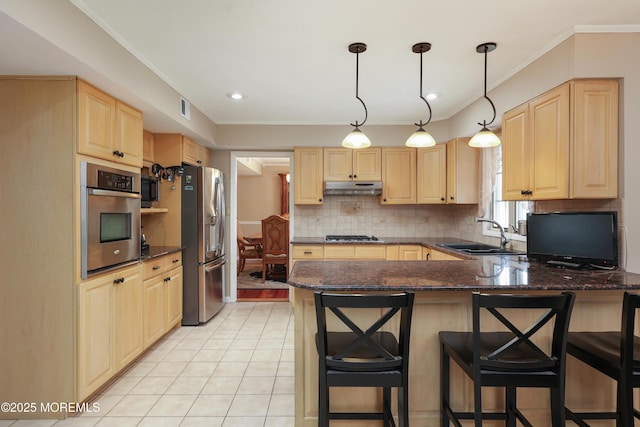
[{"xmin": 323, "ymin": 181, "xmax": 383, "ymax": 196}]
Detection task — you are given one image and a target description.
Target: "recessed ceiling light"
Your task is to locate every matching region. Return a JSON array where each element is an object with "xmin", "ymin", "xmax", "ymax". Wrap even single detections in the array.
[
  {"xmin": 426, "ymin": 93, "xmax": 438, "ymax": 100},
  {"xmin": 226, "ymin": 92, "xmax": 245, "ymax": 100}
]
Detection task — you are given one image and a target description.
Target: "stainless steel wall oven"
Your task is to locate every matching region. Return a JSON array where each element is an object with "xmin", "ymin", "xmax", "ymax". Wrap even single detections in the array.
[{"xmin": 81, "ymin": 162, "xmax": 141, "ymax": 278}]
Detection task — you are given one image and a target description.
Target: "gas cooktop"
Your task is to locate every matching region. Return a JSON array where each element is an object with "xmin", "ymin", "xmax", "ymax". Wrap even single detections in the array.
[{"xmin": 325, "ymin": 235, "xmax": 380, "ymax": 242}]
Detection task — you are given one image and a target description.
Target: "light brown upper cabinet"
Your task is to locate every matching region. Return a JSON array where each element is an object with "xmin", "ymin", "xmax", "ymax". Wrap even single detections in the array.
[
  {"xmin": 154, "ymin": 133, "xmax": 210, "ymax": 168},
  {"xmin": 182, "ymin": 136, "xmax": 210, "ymax": 167},
  {"xmin": 294, "ymin": 147, "xmax": 324, "ymax": 205},
  {"xmin": 380, "ymin": 147, "xmax": 416, "ymax": 204},
  {"xmin": 78, "ymin": 80, "xmax": 143, "ymax": 168},
  {"xmin": 502, "ymin": 79, "xmax": 618, "ymax": 200},
  {"xmin": 417, "ymin": 138, "xmax": 478, "ymax": 204},
  {"xmin": 142, "ymin": 130, "xmax": 155, "ymax": 163},
  {"xmin": 571, "ymin": 79, "xmax": 619, "ymax": 198},
  {"xmin": 446, "ymin": 137, "xmax": 479, "ymax": 204},
  {"xmin": 417, "ymin": 144, "xmax": 447, "ymax": 204},
  {"xmin": 323, "ymin": 147, "xmax": 381, "ymax": 181}
]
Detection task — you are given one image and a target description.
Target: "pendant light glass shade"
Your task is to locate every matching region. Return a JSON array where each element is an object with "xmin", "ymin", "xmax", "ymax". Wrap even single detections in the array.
[
  {"xmin": 469, "ymin": 126, "xmax": 501, "ymax": 147},
  {"xmin": 342, "ymin": 126, "xmax": 371, "ymax": 149},
  {"xmin": 406, "ymin": 42, "xmax": 436, "ymax": 148},
  {"xmin": 406, "ymin": 126, "xmax": 436, "ymax": 147},
  {"xmin": 343, "ymin": 43, "xmax": 370, "ymax": 149},
  {"xmin": 470, "ymin": 42, "xmax": 501, "ymax": 148}
]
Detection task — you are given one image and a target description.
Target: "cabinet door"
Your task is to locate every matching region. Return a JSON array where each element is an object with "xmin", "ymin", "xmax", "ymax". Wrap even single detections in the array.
[
  {"xmin": 143, "ymin": 276, "xmax": 166, "ymax": 348},
  {"xmin": 417, "ymin": 145, "xmax": 446, "ymax": 204},
  {"xmin": 114, "ymin": 267, "xmax": 143, "ymax": 371},
  {"xmin": 502, "ymin": 104, "xmax": 530, "ymax": 200},
  {"xmin": 182, "ymin": 136, "xmax": 200, "ymax": 165},
  {"xmin": 447, "ymin": 137, "xmax": 478, "ymax": 204},
  {"xmin": 165, "ymin": 267, "xmax": 183, "ymax": 329},
  {"xmin": 571, "ymin": 79, "xmax": 618, "ymax": 199},
  {"xmin": 353, "ymin": 148, "xmax": 382, "ymax": 181},
  {"xmin": 143, "ymin": 130, "xmax": 155, "ymax": 163},
  {"xmin": 78, "ymin": 275, "xmax": 113, "ymax": 400},
  {"xmin": 398, "ymin": 245, "xmax": 423, "ymax": 260},
  {"xmin": 77, "ymin": 80, "xmax": 115, "ymax": 160},
  {"xmin": 529, "ymin": 83, "xmax": 570, "ymax": 199},
  {"xmin": 294, "ymin": 148, "xmax": 324, "ymax": 204},
  {"xmin": 323, "ymin": 148, "xmax": 352, "ymax": 181},
  {"xmin": 198, "ymin": 144, "xmax": 211, "ymax": 167},
  {"xmin": 428, "ymin": 248, "xmax": 464, "ymax": 261},
  {"xmin": 115, "ymin": 101, "xmax": 143, "ymax": 167},
  {"xmin": 381, "ymin": 148, "xmax": 416, "ymax": 204}
]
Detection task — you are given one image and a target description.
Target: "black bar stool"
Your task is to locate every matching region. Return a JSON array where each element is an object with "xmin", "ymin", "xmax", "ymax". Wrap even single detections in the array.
[
  {"xmin": 439, "ymin": 291, "xmax": 576, "ymax": 427},
  {"xmin": 565, "ymin": 291, "xmax": 640, "ymax": 426},
  {"xmin": 314, "ymin": 291, "xmax": 414, "ymax": 427}
]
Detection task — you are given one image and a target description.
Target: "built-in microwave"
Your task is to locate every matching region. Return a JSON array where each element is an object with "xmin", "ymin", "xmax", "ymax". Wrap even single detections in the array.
[
  {"xmin": 141, "ymin": 175, "xmax": 159, "ymax": 208},
  {"xmin": 80, "ymin": 162, "xmax": 141, "ymax": 278}
]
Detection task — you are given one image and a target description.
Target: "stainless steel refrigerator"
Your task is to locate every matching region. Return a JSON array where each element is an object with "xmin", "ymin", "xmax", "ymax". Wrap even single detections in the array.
[{"xmin": 181, "ymin": 164, "xmax": 226, "ymax": 325}]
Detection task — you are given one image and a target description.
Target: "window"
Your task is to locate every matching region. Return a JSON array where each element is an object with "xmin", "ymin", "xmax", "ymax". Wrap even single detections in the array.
[{"xmin": 490, "ymin": 146, "xmax": 529, "ymax": 234}]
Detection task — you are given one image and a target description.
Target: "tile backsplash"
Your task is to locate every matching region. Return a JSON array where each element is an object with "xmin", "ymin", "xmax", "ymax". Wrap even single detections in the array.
[
  {"xmin": 294, "ymin": 195, "xmax": 481, "ymax": 239},
  {"xmin": 293, "ymin": 196, "xmax": 623, "ymax": 261}
]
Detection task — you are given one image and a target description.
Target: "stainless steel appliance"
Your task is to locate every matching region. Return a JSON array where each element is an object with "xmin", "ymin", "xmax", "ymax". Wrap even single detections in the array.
[
  {"xmin": 323, "ymin": 181, "xmax": 382, "ymax": 196},
  {"xmin": 140, "ymin": 175, "xmax": 159, "ymax": 208},
  {"xmin": 80, "ymin": 162, "xmax": 141, "ymax": 278},
  {"xmin": 181, "ymin": 164, "xmax": 226, "ymax": 325}
]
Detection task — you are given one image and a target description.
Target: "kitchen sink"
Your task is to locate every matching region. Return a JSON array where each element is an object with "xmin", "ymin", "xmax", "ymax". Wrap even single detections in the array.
[{"xmin": 437, "ymin": 243, "xmax": 524, "ymax": 256}]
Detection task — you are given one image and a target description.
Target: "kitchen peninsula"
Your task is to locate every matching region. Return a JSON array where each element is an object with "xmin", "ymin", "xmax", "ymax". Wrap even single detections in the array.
[{"xmin": 289, "ymin": 246, "xmax": 640, "ymax": 426}]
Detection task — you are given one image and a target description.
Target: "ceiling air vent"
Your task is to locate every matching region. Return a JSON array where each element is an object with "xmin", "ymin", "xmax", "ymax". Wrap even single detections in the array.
[{"xmin": 180, "ymin": 96, "xmax": 191, "ymax": 120}]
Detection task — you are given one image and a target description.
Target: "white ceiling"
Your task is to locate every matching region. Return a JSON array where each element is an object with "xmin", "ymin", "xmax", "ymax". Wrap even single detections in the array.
[
  {"xmin": 61, "ymin": 0, "xmax": 639, "ymax": 127},
  {"xmin": 1, "ymin": 1, "xmax": 639, "ymax": 133}
]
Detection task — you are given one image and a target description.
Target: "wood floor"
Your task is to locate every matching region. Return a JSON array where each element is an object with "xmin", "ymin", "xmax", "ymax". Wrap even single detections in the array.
[{"xmin": 237, "ymin": 288, "xmax": 289, "ymax": 301}]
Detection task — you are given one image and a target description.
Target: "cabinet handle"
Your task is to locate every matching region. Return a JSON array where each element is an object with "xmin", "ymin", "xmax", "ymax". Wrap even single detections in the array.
[
  {"xmin": 164, "ymin": 277, "xmax": 171, "ymax": 282},
  {"xmin": 318, "ymin": 198, "xmax": 322, "ymax": 202},
  {"xmin": 425, "ymin": 253, "xmax": 430, "ymax": 260},
  {"xmin": 113, "ymin": 277, "xmax": 124, "ymax": 284},
  {"xmin": 153, "ymin": 265, "xmax": 161, "ymax": 270},
  {"xmin": 172, "ymin": 259, "xmax": 179, "ymax": 263},
  {"xmin": 450, "ymin": 196, "xmax": 454, "ymax": 200},
  {"xmin": 112, "ymin": 150, "xmax": 121, "ymax": 157},
  {"xmin": 304, "ymin": 251, "xmax": 312, "ymax": 255},
  {"xmin": 197, "ymin": 160, "xmax": 202, "ymax": 164},
  {"xmin": 383, "ymin": 198, "xmax": 387, "ymax": 202},
  {"xmin": 440, "ymin": 197, "xmax": 445, "ymax": 201},
  {"xmin": 349, "ymin": 174, "xmax": 353, "ymax": 178}
]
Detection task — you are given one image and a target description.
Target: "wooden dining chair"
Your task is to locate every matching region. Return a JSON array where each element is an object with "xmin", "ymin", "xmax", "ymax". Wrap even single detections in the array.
[
  {"xmin": 236, "ymin": 220, "xmax": 262, "ymax": 274},
  {"xmin": 261, "ymin": 214, "xmax": 289, "ymax": 283}
]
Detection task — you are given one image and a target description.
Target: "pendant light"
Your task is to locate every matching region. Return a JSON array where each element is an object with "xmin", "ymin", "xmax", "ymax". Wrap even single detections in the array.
[
  {"xmin": 469, "ymin": 42, "xmax": 501, "ymax": 148},
  {"xmin": 342, "ymin": 43, "xmax": 371, "ymax": 149},
  {"xmin": 406, "ymin": 42, "xmax": 436, "ymax": 148}
]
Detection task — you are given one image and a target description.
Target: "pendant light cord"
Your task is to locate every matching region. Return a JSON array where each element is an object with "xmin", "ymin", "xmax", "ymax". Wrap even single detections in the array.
[
  {"xmin": 479, "ymin": 44, "xmax": 497, "ymax": 128},
  {"xmin": 351, "ymin": 47, "xmax": 368, "ymax": 128}
]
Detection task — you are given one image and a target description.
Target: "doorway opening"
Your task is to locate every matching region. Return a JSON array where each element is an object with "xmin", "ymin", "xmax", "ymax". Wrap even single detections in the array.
[{"xmin": 229, "ymin": 151, "xmax": 294, "ymax": 302}]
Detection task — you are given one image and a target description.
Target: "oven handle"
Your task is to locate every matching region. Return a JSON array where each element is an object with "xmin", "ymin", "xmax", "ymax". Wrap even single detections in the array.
[{"xmin": 88, "ymin": 188, "xmax": 141, "ymax": 199}]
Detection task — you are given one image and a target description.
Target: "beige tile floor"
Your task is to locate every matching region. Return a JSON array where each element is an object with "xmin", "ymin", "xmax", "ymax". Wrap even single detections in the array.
[{"xmin": 2, "ymin": 301, "xmax": 294, "ymax": 427}]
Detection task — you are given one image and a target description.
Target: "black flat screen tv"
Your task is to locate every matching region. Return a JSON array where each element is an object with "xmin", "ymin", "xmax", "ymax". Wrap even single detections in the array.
[{"xmin": 526, "ymin": 211, "xmax": 618, "ymax": 269}]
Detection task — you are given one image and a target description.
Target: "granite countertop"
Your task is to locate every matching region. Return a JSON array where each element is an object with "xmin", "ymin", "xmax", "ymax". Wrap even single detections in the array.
[
  {"xmin": 142, "ymin": 246, "xmax": 184, "ymax": 260},
  {"xmin": 288, "ymin": 258, "xmax": 640, "ymax": 292}
]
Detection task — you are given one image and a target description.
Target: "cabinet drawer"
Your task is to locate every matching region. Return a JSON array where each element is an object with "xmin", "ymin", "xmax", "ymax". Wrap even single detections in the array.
[
  {"xmin": 324, "ymin": 245, "xmax": 355, "ymax": 259},
  {"xmin": 166, "ymin": 252, "xmax": 182, "ymax": 268},
  {"xmin": 143, "ymin": 256, "xmax": 167, "ymax": 279},
  {"xmin": 354, "ymin": 245, "xmax": 386, "ymax": 259},
  {"xmin": 292, "ymin": 245, "xmax": 324, "ymax": 259}
]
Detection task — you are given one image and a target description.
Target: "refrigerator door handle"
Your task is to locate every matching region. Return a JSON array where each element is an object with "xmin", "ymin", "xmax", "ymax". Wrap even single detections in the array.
[{"xmin": 217, "ymin": 177, "xmax": 225, "ymax": 254}]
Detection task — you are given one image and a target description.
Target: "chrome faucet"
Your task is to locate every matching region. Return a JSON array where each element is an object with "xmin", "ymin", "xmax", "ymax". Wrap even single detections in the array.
[{"xmin": 474, "ymin": 217, "xmax": 509, "ymax": 249}]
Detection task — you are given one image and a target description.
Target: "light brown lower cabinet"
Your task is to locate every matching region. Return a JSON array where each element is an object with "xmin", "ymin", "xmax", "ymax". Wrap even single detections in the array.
[
  {"xmin": 77, "ymin": 264, "xmax": 143, "ymax": 400},
  {"xmin": 143, "ymin": 253, "xmax": 183, "ymax": 348},
  {"xmin": 291, "ymin": 244, "xmax": 464, "ymax": 262},
  {"xmin": 77, "ymin": 253, "xmax": 182, "ymax": 401}
]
